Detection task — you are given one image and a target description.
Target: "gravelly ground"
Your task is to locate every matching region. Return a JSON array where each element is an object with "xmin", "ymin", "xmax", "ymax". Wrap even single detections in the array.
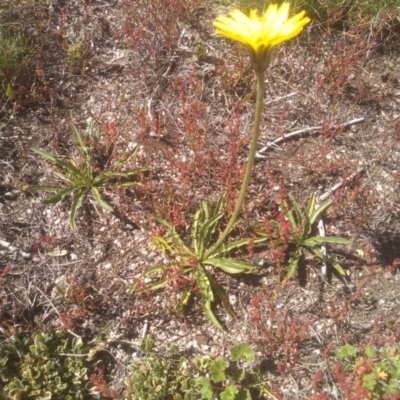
[{"xmin": 1, "ymin": 0, "xmax": 400, "ymax": 398}]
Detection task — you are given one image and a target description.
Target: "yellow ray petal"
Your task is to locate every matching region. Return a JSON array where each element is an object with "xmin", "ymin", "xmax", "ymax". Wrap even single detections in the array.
[{"xmin": 213, "ymin": 2, "xmax": 310, "ymax": 71}]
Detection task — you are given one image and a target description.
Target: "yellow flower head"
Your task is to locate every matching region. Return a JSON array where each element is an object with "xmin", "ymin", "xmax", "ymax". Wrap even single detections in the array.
[{"xmin": 213, "ymin": 3, "xmax": 310, "ymax": 72}]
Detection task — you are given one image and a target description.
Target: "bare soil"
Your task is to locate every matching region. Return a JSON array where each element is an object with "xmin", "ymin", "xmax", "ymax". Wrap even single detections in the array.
[{"xmin": 1, "ymin": 0, "xmax": 400, "ymax": 398}]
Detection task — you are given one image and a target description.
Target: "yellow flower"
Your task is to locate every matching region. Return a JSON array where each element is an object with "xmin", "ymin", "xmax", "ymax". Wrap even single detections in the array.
[
  {"xmin": 213, "ymin": 3, "xmax": 310, "ymax": 71},
  {"xmin": 376, "ymin": 368, "xmax": 389, "ymax": 381}
]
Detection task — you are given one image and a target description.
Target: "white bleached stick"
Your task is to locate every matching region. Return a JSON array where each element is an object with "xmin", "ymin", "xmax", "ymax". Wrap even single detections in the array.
[
  {"xmin": 264, "ymin": 92, "xmax": 297, "ymax": 105},
  {"xmin": 256, "ymin": 117, "xmax": 365, "ymax": 158},
  {"xmin": 0, "ymin": 239, "xmax": 31, "ymax": 259}
]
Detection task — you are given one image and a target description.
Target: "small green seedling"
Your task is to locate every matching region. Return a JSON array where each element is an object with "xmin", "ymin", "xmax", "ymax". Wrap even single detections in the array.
[{"xmin": 24, "ymin": 122, "xmax": 145, "ymax": 230}]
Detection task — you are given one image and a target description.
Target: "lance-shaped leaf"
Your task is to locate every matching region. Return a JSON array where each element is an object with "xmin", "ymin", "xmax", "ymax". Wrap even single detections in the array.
[
  {"xmin": 42, "ymin": 187, "xmax": 77, "ymax": 204},
  {"xmin": 283, "ymin": 199, "xmax": 297, "ymax": 229},
  {"xmin": 116, "ymin": 182, "xmax": 138, "ymax": 188},
  {"xmin": 112, "ymin": 144, "xmax": 139, "ymax": 167},
  {"xmin": 303, "ymin": 236, "xmax": 351, "ymax": 246},
  {"xmin": 23, "ymin": 185, "xmax": 63, "ymax": 192},
  {"xmin": 152, "ymin": 215, "xmax": 194, "ymax": 256},
  {"xmin": 214, "ymin": 192, "xmax": 226, "ymax": 215},
  {"xmin": 205, "ymin": 269, "xmax": 235, "ymax": 319},
  {"xmin": 203, "ymin": 258, "xmax": 258, "ymax": 274},
  {"xmin": 288, "ymin": 193, "xmax": 303, "ymax": 226},
  {"xmin": 191, "ymin": 208, "xmax": 202, "ymax": 254},
  {"xmin": 175, "ymin": 286, "xmax": 193, "ymax": 314},
  {"xmin": 200, "ymin": 199, "xmax": 210, "ymax": 225},
  {"xmin": 133, "ymin": 265, "xmax": 168, "ymax": 293},
  {"xmin": 309, "ymin": 246, "xmax": 347, "ymax": 275},
  {"xmin": 70, "ymin": 190, "xmax": 86, "ymax": 231},
  {"xmin": 198, "ymin": 211, "xmax": 224, "ymax": 257},
  {"xmin": 152, "ymin": 235, "xmax": 176, "ymax": 255},
  {"xmin": 32, "ymin": 148, "xmax": 90, "ymax": 183},
  {"xmin": 306, "ymin": 192, "xmax": 316, "ymax": 219},
  {"xmin": 309, "ymin": 198, "xmax": 333, "ymax": 226},
  {"xmin": 71, "ymin": 123, "xmax": 90, "ymax": 160},
  {"xmin": 214, "ymin": 237, "xmax": 267, "ymax": 257},
  {"xmin": 101, "ymin": 171, "xmax": 141, "ymax": 178},
  {"xmin": 287, "ymin": 247, "xmax": 303, "ymax": 279},
  {"xmin": 91, "ymin": 186, "xmax": 113, "ymax": 211},
  {"xmin": 209, "ymin": 192, "xmax": 226, "ymax": 239},
  {"xmin": 196, "ymin": 267, "xmax": 221, "ymax": 329}
]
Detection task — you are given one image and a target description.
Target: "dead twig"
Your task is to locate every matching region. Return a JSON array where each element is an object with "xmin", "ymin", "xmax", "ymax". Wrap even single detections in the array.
[{"xmin": 256, "ymin": 117, "xmax": 365, "ymax": 158}]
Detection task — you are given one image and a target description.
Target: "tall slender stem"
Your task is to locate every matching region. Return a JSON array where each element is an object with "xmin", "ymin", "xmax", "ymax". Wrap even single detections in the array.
[{"xmin": 204, "ymin": 70, "xmax": 265, "ymax": 260}]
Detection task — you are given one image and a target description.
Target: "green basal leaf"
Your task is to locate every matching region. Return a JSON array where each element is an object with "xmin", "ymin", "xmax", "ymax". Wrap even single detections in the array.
[
  {"xmin": 145, "ymin": 265, "xmax": 164, "ymax": 275},
  {"xmin": 58, "ymin": 159, "xmax": 92, "ymax": 183},
  {"xmin": 253, "ymin": 228, "xmax": 268, "ymax": 237},
  {"xmin": 153, "ymin": 215, "xmax": 193, "ymax": 256},
  {"xmin": 203, "ymin": 258, "xmax": 257, "ymax": 274},
  {"xmin": 197, "ymin": 267, "xmax": 214, "ymax": 303},
  {"xmin": 175, "ymin": 286, "xmax": 193, "ymax": 314},
  {"xmin": 70, "ymin": 190, "xmax": 86, "ymax": 231},
  {"xmin": 254, "ymin": 220, "xmax": 281, "ymax": 239},
  {"xmin": 71, "ymin": 123, "xmax": 90, "ymax": 160},
  {"xmin": 152, "ymin": 235, "xmax": 176, "ymax": 254},
  {"xmin": 91, "ymin": 186, "xmax": 113, "ymax": 211},
  {"xmin": 146, "ymin": 278, "xmax": 168, "ymax": 291},
  {"xmin": 303, "ymin": 236, "xmax": 351, "ymax": 245},
  {"xmin": 309, "ymin": 198, "xmax": 333, "ymax": 226},
  {"xmin": 309, "ymin": 246, "xmax": 347, "ymax": 275},
  {"xmin": 205, "ymin": 269, "xmax": 234, "ymax": 318},
  {"xmin": 199, "ymin": 212, "xmax": 224, "ymax": 256},
  {"xmin": 203, "ymin": 193, "xmax": 227, "ymax": 243},
  {"xmin": 196, "ymin": 268, "xmax": 221, "ymax": 329},
  {"xmin": 218, "ymin": 236, "xmax": 267, "ymax": 255},
  {"xmin": 112, "ymin": 144, "xmax": 139, "ymax": 167},
  {"xmin": 288, "ymin": 193, "xmax": 303, "ymax": 225},
  {"xmin": 23, "ymin": 185, "xmax": 64, "ymax": 192},
  {"xmin": 200, "ymin": 199, "xmax": 210, "ymax": 225},
  {"xmin": 32, "ymin": 147, "xmax": 60, "ymax": 163},
  {"xmin": 101, "ymin": 170, "xmax": 140, "ymax": 178},
  {"xmin": 31, "ymin": 146, "xmax": 89, "ymax": 184},
  {"xmin": 283, "ymin": 199, "xmax": 297, "ymax": 229},
  {"xmin": 191, "ymin": 208, "xmax": 202, "ymax": 254},
  {"xmin": 42, "ymin": 187, "xmax": 76, "ymax": 205},
  {"xmin": 287, "ymin": 247, "xmax": 302, "ymax": 278},
  {"xmin": 133, "ymin": 265, "xmax": 168, "ymax": 292},
  {"xmin": 306, "ymin": 192, "xmax": 316, "ymax": 219},
  {"xmin": 214, "ymin": 192, "xmax": 226, "ymax": 215},
  {"xmin": 116, "ymin": 182, "xmax": 138, "ymax": 188}
]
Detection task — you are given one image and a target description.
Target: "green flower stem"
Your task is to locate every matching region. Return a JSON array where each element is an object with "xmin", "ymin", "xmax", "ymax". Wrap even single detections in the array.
[{"xmin": 204, "ymin": 70, "xmax": 265, "ymax": 260}]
